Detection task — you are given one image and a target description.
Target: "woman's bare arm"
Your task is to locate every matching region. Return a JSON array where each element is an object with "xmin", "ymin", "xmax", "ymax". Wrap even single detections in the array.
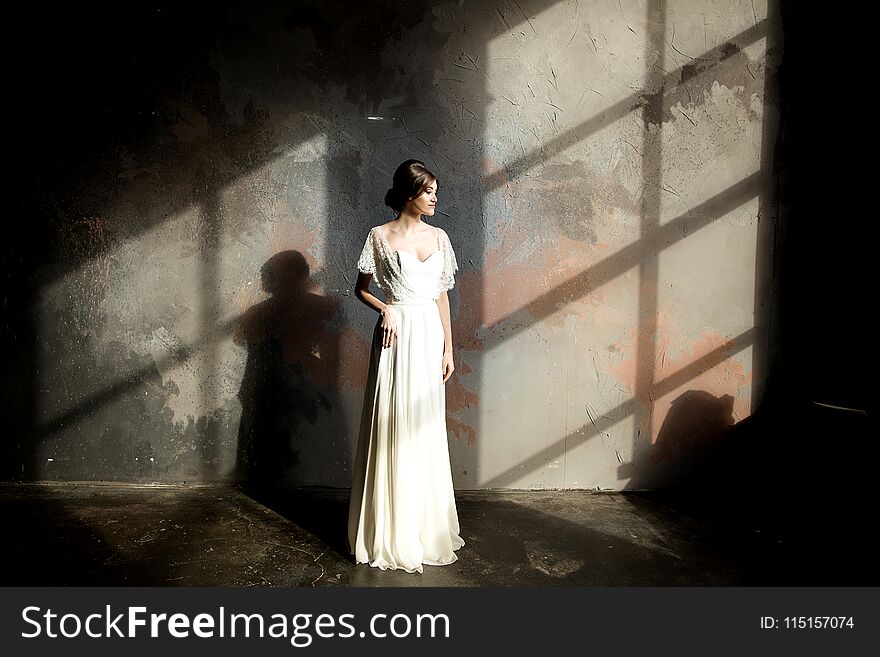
[
  {"xmin": 356, "ymin": 272, "xmax": 398, "ymax": 348},
  {"xmin": 355, "ymin": 272, "xmax": 387, "ymax": 314},
  {"xmin": 436, "ymin": 291, "xmax": 453, "ymax": 354},
  {"xmin": 437, "ymin": 291, "xmax": 455, "ymax": 382}
]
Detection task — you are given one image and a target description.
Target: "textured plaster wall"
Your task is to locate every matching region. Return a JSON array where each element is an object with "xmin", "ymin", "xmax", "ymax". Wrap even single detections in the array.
[{"xmin": 22, "ymin": 0, "xmax": 781, "ymax": 489}]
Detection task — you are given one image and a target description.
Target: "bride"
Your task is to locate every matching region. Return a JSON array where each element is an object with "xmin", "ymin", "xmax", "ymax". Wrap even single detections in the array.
[{"xmin": 347, "ymin": 159, "xmax": 465, "ymax": 573}]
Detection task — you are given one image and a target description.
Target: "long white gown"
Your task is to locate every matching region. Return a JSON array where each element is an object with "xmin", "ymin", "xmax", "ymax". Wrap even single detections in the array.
[{"xmin": 347, "ymin": 223, "xmax": 465, "ymax": 573}]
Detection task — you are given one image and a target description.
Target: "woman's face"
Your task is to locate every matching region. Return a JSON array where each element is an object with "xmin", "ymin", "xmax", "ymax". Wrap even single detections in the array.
[{"xmin": 407, "ymin": 180, "xmax": 437, "ymax": 216}]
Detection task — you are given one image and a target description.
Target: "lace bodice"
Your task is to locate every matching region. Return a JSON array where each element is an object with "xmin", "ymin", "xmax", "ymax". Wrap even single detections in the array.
[{"xmin": 356, "ymin": 224, "xmax": 459, "ymax": 302}]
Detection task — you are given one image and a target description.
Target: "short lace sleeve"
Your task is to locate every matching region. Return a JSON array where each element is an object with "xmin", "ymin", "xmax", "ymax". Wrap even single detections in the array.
[
  {"xmin": 356, "ymin": 228, "xmax": 377, "ymax": 274},
  {"xmin": 438, "ymin": 227, "xmax": 459, "ymax": 293}
]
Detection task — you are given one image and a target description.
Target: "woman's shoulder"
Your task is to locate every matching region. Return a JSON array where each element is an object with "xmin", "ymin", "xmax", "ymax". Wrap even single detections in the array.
[
  {"xmin": 369, "ymin": 222, "xmax": 447, "ymax": 240},
  {"xmin": 371, "ymin": 223, "xmax": 394, "ymax": 236}
]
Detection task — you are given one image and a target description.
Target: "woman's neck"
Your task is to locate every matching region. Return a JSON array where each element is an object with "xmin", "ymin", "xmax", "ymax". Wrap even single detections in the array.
[{"xmin": 393, "ymin": 211, "xmax": 423, "ymax": 234}]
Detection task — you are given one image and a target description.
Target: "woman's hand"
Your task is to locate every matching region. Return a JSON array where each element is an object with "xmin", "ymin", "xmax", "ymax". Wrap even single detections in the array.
[
  {"xmin": 442, "ymin": 349, "xmax": 455, "ymax": 383},
  {"xmin": 380, "ymin": 306, "xmax": 398, "ymax": 348}
]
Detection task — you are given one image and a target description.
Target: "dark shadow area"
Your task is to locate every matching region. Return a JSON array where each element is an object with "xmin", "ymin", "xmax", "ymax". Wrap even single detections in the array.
[
  {"xmin": 5, "ymin": 483, "xmax": 863, "ymax": 586},
  {"xmin": 628, "ymin": 401, "xmax": 879, "ymax": 584},
  {"xmin": 0, "ymin": 487, "xmax": 127, "ymax": 585},
  {"xmin": 233, "ymin": 251, "xmax": 338, "ymax": 488},
  {"xmin": 771, "ymin": 0, "xmax": 875, "ymax": 416},
  {"xmin": 0, "ymin": 484, "xmax": 341, "ymax": 586},
  {"xmin": 2, "ymin": 2, "xmax": 310, "ymax": 480},
  {"xmin": 643, "ymin": 390, "xmax": 736, "ymax": 487},
  {"xmin": 4, "ymin": 0, "xmax": 483, "ymax": 483},
  {"xmin": 444, "ymin": 495, "xmax": 741, "ymax": 586},
  {"xmin": 0, "ymin": 484, "xmax": 734, "ymax": 586},
  {"xmin": 618, "ymin": 1, "xmax": 877, "ymax": 585},
  {"xmin": 686, "ymin": 0, "xmax": 878, "ymax": 583},
  {"xmin": 237, "ymin": 485, "xmax": 352, "ymax": 564}
]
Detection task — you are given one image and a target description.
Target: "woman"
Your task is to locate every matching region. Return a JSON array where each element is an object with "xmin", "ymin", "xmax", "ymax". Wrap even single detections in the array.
[{"xmin": 347, "ymin": 159, "xmax": 465, "ymax": 573}]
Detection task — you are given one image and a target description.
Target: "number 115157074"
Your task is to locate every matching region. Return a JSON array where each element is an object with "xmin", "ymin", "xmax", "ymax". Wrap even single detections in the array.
[{"xmin": 760, "ymin": 616, "xmax": 855, "ymax": 629}]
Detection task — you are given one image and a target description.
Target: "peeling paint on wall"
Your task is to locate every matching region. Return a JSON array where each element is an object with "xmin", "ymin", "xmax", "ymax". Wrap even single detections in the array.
[{"xmin": 22, "ymin": 0, "xmax": 780, "ymax": 490}]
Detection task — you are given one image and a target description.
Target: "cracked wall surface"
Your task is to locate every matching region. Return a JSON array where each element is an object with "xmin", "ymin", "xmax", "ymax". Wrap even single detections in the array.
[{"xmin": 15, "ymin": 0, "xmax": 781, "ymax": 489}]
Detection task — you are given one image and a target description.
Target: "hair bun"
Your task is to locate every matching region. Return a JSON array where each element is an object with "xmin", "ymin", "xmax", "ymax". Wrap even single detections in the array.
[{"xmin": 383, "ymin": 187, "xmax": 402, "ymax": 212}]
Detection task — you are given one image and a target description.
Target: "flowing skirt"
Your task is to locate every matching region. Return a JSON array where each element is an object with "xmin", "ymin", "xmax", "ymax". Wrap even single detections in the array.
[{"xmin": 347, "ymin": 298, "xmax": 465, "ymax": 573}]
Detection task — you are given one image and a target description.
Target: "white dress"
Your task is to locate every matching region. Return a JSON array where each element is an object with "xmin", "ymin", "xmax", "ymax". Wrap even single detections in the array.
[{"xmin": 347, "ymin": 223, "xmax": 465, "ymax": 573}]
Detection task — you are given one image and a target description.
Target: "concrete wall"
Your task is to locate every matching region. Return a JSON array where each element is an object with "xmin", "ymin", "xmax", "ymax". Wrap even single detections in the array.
[{"xmin": 7, "ymin": 0, "xmax": 782, "ymax": 489}]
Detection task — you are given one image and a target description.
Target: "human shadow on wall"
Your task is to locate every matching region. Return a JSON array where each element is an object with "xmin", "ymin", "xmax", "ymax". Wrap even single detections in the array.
[
  {"xmin": 232, "ymin": 250, "xmax": 338, "ymax": 490},
  {"xmin": 628, "ymin": 390, "xmax": 737, "ymax": 490},
  {"xmin": 624, "ymin": 395, "xmax": 879, "ymax": 584}
]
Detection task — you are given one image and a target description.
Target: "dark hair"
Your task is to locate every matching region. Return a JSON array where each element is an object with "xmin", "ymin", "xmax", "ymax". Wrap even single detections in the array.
[{"xmin": 383, "ymin": 159, "xmax": 437, "ymax": 213}]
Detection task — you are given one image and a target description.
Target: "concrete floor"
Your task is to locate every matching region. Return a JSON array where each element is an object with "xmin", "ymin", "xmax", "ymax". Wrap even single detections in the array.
[{"xmin": 0, "ymin": 482, "xmax": 867, "ymax": 586}]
